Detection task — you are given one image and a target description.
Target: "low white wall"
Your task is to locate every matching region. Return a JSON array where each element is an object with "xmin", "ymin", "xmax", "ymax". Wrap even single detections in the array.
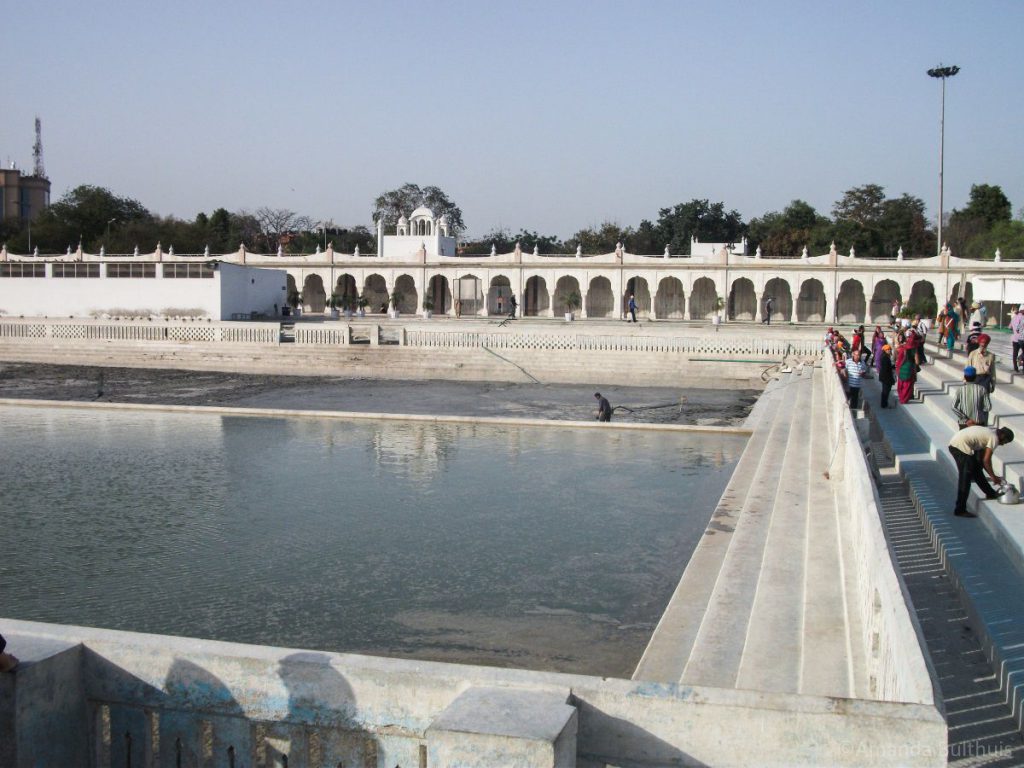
[
  {"xmin": 0, "ymin": 264, "xmax": 286, "ymax": 321},
  {"xmin": 0, "ymin": 268, "xmax": 220, "ymax": 319},
  {"xmin": 1, "ymin": 619, "xmax": 946, "ymax": 767},
  {"xmin": 218, "ymin": 263, "xmax": 288, "ymax": 318},
  {"xmin": 822, "ymin": 362, "xmax": 940, "ymax": 706}
]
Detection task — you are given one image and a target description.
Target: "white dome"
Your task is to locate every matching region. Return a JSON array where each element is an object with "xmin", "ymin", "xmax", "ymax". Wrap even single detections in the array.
[
  {"xmin": 409, "ymin": 205, "xmax": 434, "ymax": 220},
  {"xmin": 397, "ymin": 214, "xmax": 408, "ymax": 225},
  {"xmin": 438, "ymin": 213, "xmax": 450, "ymax": 225}
]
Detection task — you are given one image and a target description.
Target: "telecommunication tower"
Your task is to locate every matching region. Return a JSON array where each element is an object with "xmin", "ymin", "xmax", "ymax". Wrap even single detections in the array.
[{"xmin": 33, "ymin": 116, "xmax": 47, "ymax": 179}]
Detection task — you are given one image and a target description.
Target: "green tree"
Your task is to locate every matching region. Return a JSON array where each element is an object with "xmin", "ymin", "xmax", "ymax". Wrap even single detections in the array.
[
  {"xmin": 878, "ymin": 194, "xmax": 933, "ymax": 257},
  {"xmin": 372, "ymin": 183, "xmax": 466, "ymax": 236},
  {"xmin": 31, "ymin": 185, "xmax": 152, "ymax": 251},
  {"xmin": 655, "ymin": 199, "xmax": 745, "ymax": 254},
  {"xmin": 747, "ymin": 200, "xmax": 831, "ymax": 257},
  {"xmin": 566, "ymin": 221, "xmax": 634, "ymax": 253},
  {"xmin": 955, "ymin": 184, "xmax": 1012, "ymax": 228}
]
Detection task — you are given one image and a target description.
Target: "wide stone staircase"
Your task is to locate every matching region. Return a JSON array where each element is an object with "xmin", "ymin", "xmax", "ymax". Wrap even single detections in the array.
[
  {"xmin": 633, "ymin": 365, "xmax": 868, "ymax": 699},
  {"xmin": 859, "ymin": 338, "xmax": 1024, "ymax": 736}
]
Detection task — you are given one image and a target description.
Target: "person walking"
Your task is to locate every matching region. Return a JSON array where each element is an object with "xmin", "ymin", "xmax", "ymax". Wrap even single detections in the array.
[
  {"xmin": 967, "ymin": 333, "xmax": 996, "ymax": 392},
  {"xmin": 952, "ymin": 366, "xmax": 991, "ymax": 429},
  {"xmin": 878, "ymin": 343, "xmax": 895, "ymax": 408},
  {"xmin": 594, "ymin": 392, "xmax": 612, "ymax": 422},
  {"xmin": 947, "ymin": 426, "xmax": 1014, "ymax": 517},
  {"xmin": 942, "ymin": 303, "xmax": 958, "ymax": 356},
  {"xmin": 895, "ymin": 336, "xmax": 917, "ymax": 404},
  {"xmin": 627, "ymin": 294, "xmax": 637, "ymax": 323},
  {"xmin": 508, "ymin": 293, "xmax": 517, "ymax": 319},
  {"xmin": 890, "ymin": 299, "xmax": 899, "ymax": 327},
  {"xmin": 763, "ymin": 296, "xmax": 773, "ymax": 325},
  {"xmin": 844, "ymin": 348, "xmax": 867, "ymax": 409},
  {"xmin": 1011, "ymin": 305, "xmax": 1024, "ymax": 372}
]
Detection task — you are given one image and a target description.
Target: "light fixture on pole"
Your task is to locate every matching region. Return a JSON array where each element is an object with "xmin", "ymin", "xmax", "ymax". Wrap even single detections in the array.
[{"xmin": 927, "ymin": 64, "xmax": 959, "ymax": 256}]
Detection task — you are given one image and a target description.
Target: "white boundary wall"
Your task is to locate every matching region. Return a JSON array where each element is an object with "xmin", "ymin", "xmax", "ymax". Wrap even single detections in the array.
[{"xmin": 822, "ymin": 361, "xmax": 939, "ymax": 705}]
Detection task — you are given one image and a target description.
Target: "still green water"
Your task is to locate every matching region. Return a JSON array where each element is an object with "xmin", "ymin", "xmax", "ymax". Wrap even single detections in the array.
[{"xmin": 0, "ymin": 405, "xmax": 745, "ymax": 676}]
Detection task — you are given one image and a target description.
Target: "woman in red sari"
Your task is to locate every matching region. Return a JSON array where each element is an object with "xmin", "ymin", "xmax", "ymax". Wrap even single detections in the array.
[{"xmin": 896, "ymin": 335, "xmax": 917, "ymax": 404}]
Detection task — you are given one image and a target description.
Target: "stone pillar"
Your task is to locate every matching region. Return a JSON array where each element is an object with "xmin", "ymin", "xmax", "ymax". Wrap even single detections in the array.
[
  {"xmin": 754, "ymin": 290, "xmax": 762, "ymax": 323},
  {"xmin": 580, "ymin": 290, "xmax": 589, "ymax": 319}
]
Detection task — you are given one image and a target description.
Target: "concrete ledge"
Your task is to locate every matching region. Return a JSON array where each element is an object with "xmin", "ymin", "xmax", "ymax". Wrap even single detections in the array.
[
  {"xmin": 0, "ymin": 618, "xmax": 946, "ymax": 767},
  {"xmin": 427, "ymin": 687, "xmax": 577, "ymax": 767},
  {"xmin": 0, "ymin": 398, "xmax": 753, "ymax": 436}
]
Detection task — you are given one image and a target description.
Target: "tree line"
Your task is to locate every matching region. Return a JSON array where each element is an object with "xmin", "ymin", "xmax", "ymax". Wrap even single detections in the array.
[{"xmin": 2, "ymin": 180, "xmax": 1020, "ymax": 260}]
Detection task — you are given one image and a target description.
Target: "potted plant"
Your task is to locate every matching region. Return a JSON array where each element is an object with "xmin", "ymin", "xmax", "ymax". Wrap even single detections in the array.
[
  {"xmin": 288, "ymin": 290, "xmax": 302, "ymax": 317},
  {"xmin": 388, "ymin": 290, "xmax": 404, "ymax": 319},
  {"xmin": 340, "ymin": 294, "xmax": 354, "ymax": 319},
  {"xmin": 422, "ymin": 294, "xmax": 434, "ymax": 319},
  {"xmin": 356, "ymin": 295, "xmax": 368, "ymax": 318},
  {"xmin": 562, "ymin": 290, "xmax": 582, "ymax": 322},
  {"xmin": 328, "ymin": 293, "xmax": 341, "ymax": 320}
]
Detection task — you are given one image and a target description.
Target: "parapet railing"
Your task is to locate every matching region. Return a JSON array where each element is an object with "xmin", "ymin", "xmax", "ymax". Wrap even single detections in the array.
[
  {"xmin": 820, "ymin": 356, "xmax": 939, "ymax": 707},
  {"xmin": 402, "ymin": 330, "xmax": 822, "ymax": 356},
  {"xmin": 0, "ymin": 319, "xmax": 279, "ymax": 344}
]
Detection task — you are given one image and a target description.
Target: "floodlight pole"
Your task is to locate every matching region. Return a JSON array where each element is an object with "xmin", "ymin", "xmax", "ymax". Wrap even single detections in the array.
[{"xmin": 927, "ymin": 64, "xmax": 959, "ymax": 256}]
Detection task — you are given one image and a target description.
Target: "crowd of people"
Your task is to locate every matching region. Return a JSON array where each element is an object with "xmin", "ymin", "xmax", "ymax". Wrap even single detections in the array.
[
  {"xmin": 825, "ymin": 301, "xmax": 1024, "ymax": 518},
  {"xmin": 827, "ymin": 298, "xmax": 1024, "ymax": 413},
  {"xmin": 827, "ymin": 315, "xmax": 932, "ymax": 410}
]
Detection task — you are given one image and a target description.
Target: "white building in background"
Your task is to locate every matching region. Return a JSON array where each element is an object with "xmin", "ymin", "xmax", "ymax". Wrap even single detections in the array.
[
  {"xmin": 0, "ymin": 258, "xmax": 286, "ymax": 320},
  {"xmin": 377, "ymin": 206, "xmax": 457, "ymax": 259}
]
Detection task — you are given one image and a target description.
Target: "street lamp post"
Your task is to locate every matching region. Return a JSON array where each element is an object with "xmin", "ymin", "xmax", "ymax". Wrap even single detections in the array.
[
  {"xmin": 927, "ymin": 64, "xmax": 960, "ymax": 256},
  {"xmin": 105, "ymin": 218, "xmax": 117, "ymax": 248}
]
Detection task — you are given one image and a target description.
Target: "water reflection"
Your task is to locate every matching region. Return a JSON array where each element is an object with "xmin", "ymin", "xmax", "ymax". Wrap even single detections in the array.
[{"xmin": 0, "ymin": 405, "xmax": 745, "ymax": 676}]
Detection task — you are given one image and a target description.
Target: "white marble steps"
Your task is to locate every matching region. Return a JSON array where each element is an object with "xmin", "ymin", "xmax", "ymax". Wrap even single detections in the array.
[
  {"xmin": 865, "ymin": 354, "xmax": 1024, "ymax": 577},
  {"xmin": 867, "ymin": 395, "xmax": 1024, "ymax": 736},
  {"xmin": 636, "ymin": 366, "xmax": 858, "ymax": 698},
  {"xmin": 631, "ymin": 372, "xmax": 793, "ymax": 682},
  {"xmin": 678, "ymin": 367, "xmax": 808, "ymax": 688}
]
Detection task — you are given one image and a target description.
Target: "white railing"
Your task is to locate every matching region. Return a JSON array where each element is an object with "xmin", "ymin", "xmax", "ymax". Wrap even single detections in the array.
[
  {"xmin": 0, "ymin": 319, "xmax": 279, "ymax": 344},
  {"xmin": 405, "ymin": 330, "xmax": 821, "ymax": 356}
]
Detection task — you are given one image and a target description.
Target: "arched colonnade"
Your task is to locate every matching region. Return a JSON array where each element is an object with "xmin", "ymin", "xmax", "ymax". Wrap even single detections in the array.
[{"xmin": 285, "ymin": 266, "xmax": 957, "ymax": 323}]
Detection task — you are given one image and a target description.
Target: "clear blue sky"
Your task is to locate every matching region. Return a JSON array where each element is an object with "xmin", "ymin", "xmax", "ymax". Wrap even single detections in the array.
[{"xmin": 4, "ymin": 0, "xmax": 1022, "ymax": 239}]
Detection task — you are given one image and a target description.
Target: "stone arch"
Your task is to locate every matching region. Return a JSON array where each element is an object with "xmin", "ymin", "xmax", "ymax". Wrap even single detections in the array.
[
  {"xmin": 554, "ymin": 275, "xmax": 581, "ymax": 315},
  {"xmin": 524, "ymin": 275, "xmax": 550, "ymax": 316},
  {"xmin": 624, "ymin": 277, "xmax": 651, "ymax": 318},
  {"xmin": 363, "ymin": 274, "xmax": 389, "ymax": 313},
  {"xmin": 729, "ymin": 277, "xmax": 756, "ymax": 321},
  {"xmin": 428, "ymin": 274, "xmax": 451, "ymax": 314},
  {"xmin": 949, "ymin": 281, "xmax": 973, "ymax": 308},
  {"xmin": 286, "ymin": 273, "xmax": 297, "ymax": 299},
  {"xmin": 587, "ymin": 276, "xmax": 615, "ymax": 318},
  {"xmin": 335, "ymin": 274, "xmax": 358, "ymax": 302},
  {"xmin": 797, "ymin": 278, "xmax": 827, "ymax": 322},
  {"xmin": 393, "ymin": 274, "xmax": 417, "ymax": 314},
  {"xmin": 488, "ymin": 275, "xmax": 511, "ymax": 315},
  {"xmin": 837, "ymin": 279, "xmax": 866, "ymax": 324},
  {"xmin": 456, "ymin": 274, "xmax": 483, "ymax": 316},
  {"xmin": 764, "ymin": 277, "xmax": 793, "ymax": 323},
  {"xmin": 655, "ymin": 277, "xmax": 685, "ymax": 319},
  {"xmin": 908, "ymin": 280, "xmax": 937, "ymax": 318},
  {"xmin": 302, "ymin": 274, "xmax": 326, "ymax": 312},
  {"xmin": 690, "ymin": 277, "xmax": 719, "ymax": 320},
  {"xmin": 870, "ymin": 279, "xmax": 901, "ymax": 324}
]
